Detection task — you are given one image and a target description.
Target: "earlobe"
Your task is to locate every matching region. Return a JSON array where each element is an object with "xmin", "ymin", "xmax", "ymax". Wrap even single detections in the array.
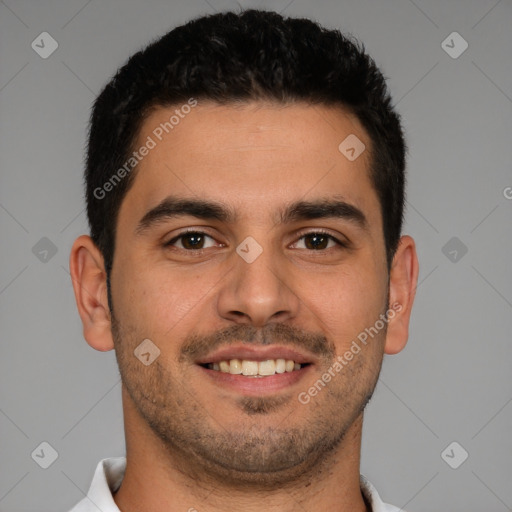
[
  {"xmin": 384, "ymin": 235, "xmax": 419, "ymax": 355},
  {"xmin": 69, "ymin": 235, "xmax": 115, "ymax": 352}
]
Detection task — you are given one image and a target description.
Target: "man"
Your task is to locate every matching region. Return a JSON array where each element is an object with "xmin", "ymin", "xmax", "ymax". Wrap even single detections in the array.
[{"xmin": 69, "ymin": 8, "xmax": 418, "ymax": 512}]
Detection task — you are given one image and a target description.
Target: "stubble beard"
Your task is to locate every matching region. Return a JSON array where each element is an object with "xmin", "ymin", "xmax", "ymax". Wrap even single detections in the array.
[{"xmin": 110, "ymin": 312, "xmax": 384, "ymax": 488}]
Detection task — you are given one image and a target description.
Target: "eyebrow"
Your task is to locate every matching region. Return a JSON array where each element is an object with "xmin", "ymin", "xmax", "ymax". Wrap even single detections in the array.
[{"xmin": 135, "ymin": 194, "xmax": 368, "ymax": 235}]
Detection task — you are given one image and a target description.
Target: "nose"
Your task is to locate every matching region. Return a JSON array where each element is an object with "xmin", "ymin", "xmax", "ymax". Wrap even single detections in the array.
[{"xmin": 216, "ymin": 239, "xmax": 300, "ymax": 327}]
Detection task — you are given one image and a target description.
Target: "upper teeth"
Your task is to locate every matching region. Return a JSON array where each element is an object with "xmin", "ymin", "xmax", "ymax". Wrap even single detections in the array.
[{"xmin": 207, "ymin": 359, "xmax": 302, "ymax": 376}]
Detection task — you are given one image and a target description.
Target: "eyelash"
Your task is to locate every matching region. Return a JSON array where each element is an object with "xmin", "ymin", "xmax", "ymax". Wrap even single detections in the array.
[{"xmin": 164, "ymin": 229, "xmax": 348, "ymax": 252}]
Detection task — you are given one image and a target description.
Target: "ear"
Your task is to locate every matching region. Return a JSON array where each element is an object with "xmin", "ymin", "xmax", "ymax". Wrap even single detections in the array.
[
  {"xmin": 69, "ymin": 235, "xmax": 114, "ymax": 352},
  {"xmin": 384, "ymin": 235, "xmax": 419, "ymax": 355}
]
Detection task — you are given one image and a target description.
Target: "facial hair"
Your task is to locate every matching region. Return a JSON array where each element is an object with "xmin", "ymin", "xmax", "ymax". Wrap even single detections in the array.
[{"xmin": 111, "ymin": 313, "xmax": 386, "ymax": 488}]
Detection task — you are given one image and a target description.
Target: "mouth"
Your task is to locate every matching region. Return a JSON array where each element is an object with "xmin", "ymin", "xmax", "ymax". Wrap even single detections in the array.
[
  {"xmin": 200, "ymin": 358, "xmax": 310, "ymax": 376},
  {"xmin": 194, "ymin": 346, "xmax": 316, "ymax": 396}
]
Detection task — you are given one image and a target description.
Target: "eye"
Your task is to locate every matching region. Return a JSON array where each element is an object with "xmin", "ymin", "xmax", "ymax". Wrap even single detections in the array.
[
  {"xmin": 292, "ymin": 230, "xmax": 347, "ymax": 251},
  {"xmin": 163, "ymin": 229, "xmax": 347, "ymax": 253},
  {"xmin": 164, "ymin": 231, "xmax": 218, "ymax": 251}
]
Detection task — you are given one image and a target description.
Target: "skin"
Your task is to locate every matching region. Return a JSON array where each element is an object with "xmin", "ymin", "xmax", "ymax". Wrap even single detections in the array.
[{"xmin": 70, "ymin": 101, "xmax": 419, "ymax": 512}]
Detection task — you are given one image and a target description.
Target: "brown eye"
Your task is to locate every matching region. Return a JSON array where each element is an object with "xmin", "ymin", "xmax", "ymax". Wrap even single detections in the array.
[
  {"xmin": 293, "ymin": 231, "xmax": 346, "ymax": 251},
  {"xmin": 302, "ymin": 233, "xmax": 330, "ymax": 250},
  {"xmin": 165, "ymin": 231, "xmax": 216, "ymax": 250}
]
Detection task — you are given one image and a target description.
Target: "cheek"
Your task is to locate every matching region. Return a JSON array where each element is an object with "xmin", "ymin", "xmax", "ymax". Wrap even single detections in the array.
[
  {"xmin": 303, "ymin": 262, "xmax": 387, "ymax": 341},
  {"xmin": 113, "ymin": 258, "xmax": 219, "ymax": 336}
]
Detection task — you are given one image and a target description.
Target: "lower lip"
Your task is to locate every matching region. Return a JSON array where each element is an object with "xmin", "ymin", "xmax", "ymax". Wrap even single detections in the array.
[{"xmin": 196, "ymin": 365, "xmax": 313, "ymax": 396}]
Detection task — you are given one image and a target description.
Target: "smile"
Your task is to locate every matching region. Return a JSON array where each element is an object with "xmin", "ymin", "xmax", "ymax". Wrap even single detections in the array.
[{"xmin": 201, "ymin": 358, "xmax": 309, "ymax": 376}]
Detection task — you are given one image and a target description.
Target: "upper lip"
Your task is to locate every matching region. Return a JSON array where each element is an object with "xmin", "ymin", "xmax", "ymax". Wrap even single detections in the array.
[{"xmin": 195, "ymin": 345, "xmax": 318, "ymax": 365}]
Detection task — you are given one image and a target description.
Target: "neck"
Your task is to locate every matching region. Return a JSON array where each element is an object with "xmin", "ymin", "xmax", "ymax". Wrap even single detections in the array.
[{"xmin": 114, "ymin": 386, "xmax": 370, "ymax": 512}]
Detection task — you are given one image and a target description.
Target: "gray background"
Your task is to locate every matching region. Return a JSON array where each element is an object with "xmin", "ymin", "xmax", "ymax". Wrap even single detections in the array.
[{"xmin": 0, "ymin": 0, "xmax": 511, "ymax": 511}]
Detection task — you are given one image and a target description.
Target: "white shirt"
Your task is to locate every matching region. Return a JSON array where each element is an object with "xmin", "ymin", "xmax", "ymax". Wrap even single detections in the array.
[{"xmin": 69, "ymin": 457, "xmax": 406, "ymax": 512}]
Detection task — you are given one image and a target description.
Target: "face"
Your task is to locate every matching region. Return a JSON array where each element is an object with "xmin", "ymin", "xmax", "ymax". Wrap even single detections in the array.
[{"xmin": 109, "ymin": 101, "xmax": 391, "ymax": 485}]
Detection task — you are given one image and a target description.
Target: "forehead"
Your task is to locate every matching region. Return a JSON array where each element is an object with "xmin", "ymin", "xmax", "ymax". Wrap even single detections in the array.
[{"xmin": 120, "ymin": 101, "xmax": 380, "ymax": 230}]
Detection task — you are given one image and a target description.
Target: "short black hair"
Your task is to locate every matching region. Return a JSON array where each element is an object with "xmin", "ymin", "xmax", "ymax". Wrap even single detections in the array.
[{"xmin": 85, "ymin": 8, "xmax": 406, "ymax": 296}]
